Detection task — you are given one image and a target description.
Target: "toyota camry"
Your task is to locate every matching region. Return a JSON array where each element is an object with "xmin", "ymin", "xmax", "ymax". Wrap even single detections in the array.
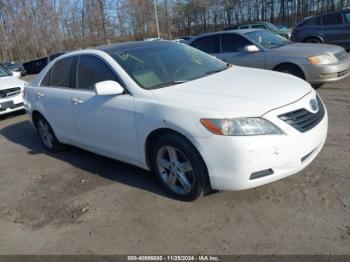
[{"xmin": 24, "ymin": 41, "xmax": 328, "ymax": 201}]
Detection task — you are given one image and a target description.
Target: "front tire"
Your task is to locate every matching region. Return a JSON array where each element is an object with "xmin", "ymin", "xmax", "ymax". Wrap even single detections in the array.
[
  {"xmin": 34, "ymin": 115, "xmax": 65, "ymax": 152},
  {"xmin": 150, "ymin": 134, "xmax": 210, "ymax": 201},
  {"xmin": 274, "ymin": 64, "xmax": 305, "ymax": 80}
]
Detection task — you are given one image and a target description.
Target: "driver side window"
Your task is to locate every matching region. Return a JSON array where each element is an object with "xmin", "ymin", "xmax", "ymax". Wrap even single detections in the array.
[
  {"xmin": 220, "ymin": 34, "xmax": 252, "ymax": 53},
  {"xmin": 77, "ymin": 55, "xmax": 119, "ymax": 90}
]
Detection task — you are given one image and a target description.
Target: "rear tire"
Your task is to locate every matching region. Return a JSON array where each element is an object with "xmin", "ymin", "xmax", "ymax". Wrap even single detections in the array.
[
  {"xmin": 304, "ymin": 37, "xmax": 322, "ymax": 44},
  {"xmin": 150, "ymin": 133, "xmax": 210, "ymax": 201},
  {"xmin": 34, "ymin": 115, "xmax": 65, "ymax": 152}
]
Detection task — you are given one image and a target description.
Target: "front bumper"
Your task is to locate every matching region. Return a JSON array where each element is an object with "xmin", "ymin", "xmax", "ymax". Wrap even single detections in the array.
[
  {"xmin": 194, "ymin": 92, "xmax": 328, "ymax": 191},
  {"xmin": 303, "ymin": 56, "xmax": 350, "ymax": 84},
  {"xmin": 0, "ymin": 93, "xmax": 25, "ymax": 115}
]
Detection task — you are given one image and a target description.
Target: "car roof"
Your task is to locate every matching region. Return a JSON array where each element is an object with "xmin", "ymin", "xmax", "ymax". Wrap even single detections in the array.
[
  {"xmin": 188, "ymin": 29, "xmax": 260, "ymax": 41},
  {"xmin": 94, "ymin": 40, "xmax": 173, "ymax": 54},
  {"xmin": 313, "ymin": 9, "xmax": 350, "ymax": 18},
  {"xmin": 242, "ymin": 22, "xmax": 269, "ymax": 25}
]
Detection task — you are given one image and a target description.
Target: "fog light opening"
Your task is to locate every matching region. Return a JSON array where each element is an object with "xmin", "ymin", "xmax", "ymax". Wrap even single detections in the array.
[{"xmin": 250, "ymin": 169, "xmax": 274, "ymax": 180}]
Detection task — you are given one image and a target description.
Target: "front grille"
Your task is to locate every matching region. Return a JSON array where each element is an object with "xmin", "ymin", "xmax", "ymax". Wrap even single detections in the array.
[
  {"xmin": 334, "ymin": 50, "xmax": 347, "ymax": 61},
  {"xmin": 337, "ymin": 68, "xmax": 350, "ymax": 77},
  {"xmin": 278, "ymin": 95, "xmax": 325, "ymax": 133},
  {"xmin": 0, "ymin": 87, "xmax": 21, "ymax": 98},
  {"xmin": 0, "ymin": 102, "xmax": 23, "ymax": 111}
]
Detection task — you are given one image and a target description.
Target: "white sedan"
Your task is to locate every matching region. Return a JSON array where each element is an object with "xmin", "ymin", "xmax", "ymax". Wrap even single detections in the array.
[
  {"xmin": 24, "ymin": 41, "xmax": 328, "ymax": 201},
  {"xmin": 0, "ymin": 66, "xmax": 27, "ymax": 115}
]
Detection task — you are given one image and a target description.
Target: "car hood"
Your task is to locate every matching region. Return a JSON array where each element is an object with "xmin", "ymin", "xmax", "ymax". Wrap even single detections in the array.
[
  {"xmin": 151, "ymin": 66, "xmax": 312, "ymax": 118},
  {"xmin": 0, "ymin": 76, "xmax": 26, "ymax": 90},
  {"xmin": 272, "ymin": 43, "xmax": 344, "ymax": 57}
]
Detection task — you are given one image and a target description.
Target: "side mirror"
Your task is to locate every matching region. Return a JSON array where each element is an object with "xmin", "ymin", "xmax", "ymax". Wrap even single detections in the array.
[
  {"xmin": 94, "ymin": 80, "xmax": 124, "ymax": 96},
  {"xmin": 244, "ymin": 45, "xmax": 260, "ymax": 53}
]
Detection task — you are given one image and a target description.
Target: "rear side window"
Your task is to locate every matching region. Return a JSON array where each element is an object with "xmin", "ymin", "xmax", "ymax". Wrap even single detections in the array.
[
  {"xmin": 190, "ymin": 35, "xmax": 220, "ymax": 54},
  {"xmin": 298, "ymin": 17, "xmax": 321, "ymax": 28},
  {"xmin": 221, "ymin": 34, "xmax": 252, "ymax": 53},
  {"xmin": 50, "ymin": 57, "xmax": 75, "ymax": 88},
  {"xmin": 40, "ymin": 69, "xmax": 51, "ymax": 86},
  {"xmin": 344, "ymin": 12, "xmax": 350, "ymax": 23},
  {"xmin": 239, "ymin": 25, "xmax": 250, "ymax": 29},
  {"xmin": 251, "ymin": 25, "xmax": 266, "ymax": 29},
  {"xmin": 77, "ymin": 55, "xmax": 118, "ymax": 90},
  {"xmin": 321, "ymin": 13, "xmax": 343, "ymax": 25},
  {"xmin": 314, "ymin": 17, "xmax": 321, "ymax": 25}
]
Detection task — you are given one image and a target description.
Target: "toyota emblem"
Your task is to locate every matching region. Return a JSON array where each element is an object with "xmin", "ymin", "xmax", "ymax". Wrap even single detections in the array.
[{"xmin": 309, "ymin": 99, "xmax": 319, "ymax": 112}]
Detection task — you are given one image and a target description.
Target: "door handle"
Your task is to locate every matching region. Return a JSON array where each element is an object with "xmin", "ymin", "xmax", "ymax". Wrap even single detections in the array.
[
  {"xmin": 72, "ymin": 97, "xmax": 83, "ymax": 104},
  {"xmin": 37, "ymin": 92, "xmax": 44, "ymax": 98}
]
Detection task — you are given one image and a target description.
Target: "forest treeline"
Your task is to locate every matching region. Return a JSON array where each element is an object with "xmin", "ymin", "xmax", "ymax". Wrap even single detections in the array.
[{"xmin": 1, "ymin": 0, "xmax": 349, "ymax": 62}]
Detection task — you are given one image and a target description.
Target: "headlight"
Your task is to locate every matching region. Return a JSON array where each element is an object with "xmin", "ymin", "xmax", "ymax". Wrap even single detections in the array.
[
  {"xmin": 200, "ymin": 118, "xmax": 284, "ymax": 136},
  {"xmin": 308, "ymin": 53, "xmax": 337, "ymax": 65}
]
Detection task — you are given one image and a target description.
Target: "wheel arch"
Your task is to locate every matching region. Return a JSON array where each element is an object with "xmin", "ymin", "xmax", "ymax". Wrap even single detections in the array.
[
  {"xmin": 31, "ymin": 110, "xmax": 57, "ymax": 137},
  {"xmin": 303, "ymin": 35, "xmax": 324, "ymax": 43},
  {"xmin": 32, "ymin": 110, "xmax": 45, "ymax": 128},
  {"xmin": 273, "ymin": 62, "xmax": 306, "ymax": 80},
  {"xmin": 145, "ymin": 128, "xmax": 194, "ymax": 168},
  {"xmin": 144, "ymin": 127, "xmax": 212, "ymax": 192}
]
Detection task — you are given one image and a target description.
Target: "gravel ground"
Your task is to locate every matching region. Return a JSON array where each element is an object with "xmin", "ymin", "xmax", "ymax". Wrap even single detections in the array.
[{"xmin": 0, "ymin": 74, "xmax": 349, "ymax": 255}]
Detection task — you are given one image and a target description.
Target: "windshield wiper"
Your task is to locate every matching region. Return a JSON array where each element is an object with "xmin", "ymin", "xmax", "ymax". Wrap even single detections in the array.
[{"xmin": 151, "ymin": 80, "xmax": 187, "ymax": 89}]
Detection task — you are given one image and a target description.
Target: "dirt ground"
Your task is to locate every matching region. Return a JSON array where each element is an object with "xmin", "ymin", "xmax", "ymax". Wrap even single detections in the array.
[{"xmin": 0, "ymin": 74, "xmax": 349, "ymax": 255}]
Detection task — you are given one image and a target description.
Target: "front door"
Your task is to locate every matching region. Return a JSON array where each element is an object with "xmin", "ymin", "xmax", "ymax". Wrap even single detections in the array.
[
  {"xmin": 216, "ymin": 33, "xmax": 265, "ymax": 69},
  {"xmin": 70, "ymin": 55, "xmax": 139, "ymax": 161}
]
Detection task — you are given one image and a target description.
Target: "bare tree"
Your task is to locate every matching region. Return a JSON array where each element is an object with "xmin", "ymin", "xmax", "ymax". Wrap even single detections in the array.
[{"xmin": 1, "ymin": 0, "xmax": 350, "ymax": 62}]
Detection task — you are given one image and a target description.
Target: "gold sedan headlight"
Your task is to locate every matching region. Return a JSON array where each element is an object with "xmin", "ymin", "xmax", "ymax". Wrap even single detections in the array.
[{"xmin": 308, "ymin": 53, "xmax": 338, "ymax": 65}]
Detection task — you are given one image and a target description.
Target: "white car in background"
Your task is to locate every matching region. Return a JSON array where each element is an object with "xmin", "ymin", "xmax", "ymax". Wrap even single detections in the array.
[
  {"xmin": 24, "ymin": 41, "xmax": 328, "ymax": 201},
  {"xmin": 0, "ymin": 66, "xmax": 27, "ymax": 116}
]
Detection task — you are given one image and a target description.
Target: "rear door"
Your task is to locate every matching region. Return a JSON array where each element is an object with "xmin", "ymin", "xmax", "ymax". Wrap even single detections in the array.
[
  {"xmin": 321, "ymin": 12, "xmax": 345, "ymax": 46},
  {"xmin": 38, "ymin": 57, "xmax": 81, "ymax": 142},
  {"xmin": 342, "ymin": 11, "xmax": 350, "ymax": 48},
  {"xmin": 216, "ymin": 33, "xmax": 265, "ymax": 68},
  {"xmin": 190, "ymin": 35, "xmax": 221, "ymax": 57},
  {"xmin": 70, "ymin": 55, "xmax": 139, "ymax": 161}
]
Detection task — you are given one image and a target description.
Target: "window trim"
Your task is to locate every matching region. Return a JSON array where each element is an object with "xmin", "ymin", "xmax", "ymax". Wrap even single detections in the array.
[
  {"xmin": 219, "ymin": 33, "xmax": 254, "ymax": 53},
  {"xmin": 76, "ymin": 54, "xmax": 129, "ymax": 94},
  {"xmin": 40, "ymin": 56, "xmax": 77, "ymax": 89},
  {"xmin": 43, "ymin": 56, "xmax": 77, "ymax": 89},
  {"xmin": 343, "ymin": 11, "xmax": 350, "ymax": 24},
  {"xmin": 190, "ymin": 35, "xmax": 221, "ymax": 54},
  {"xmin": 251, "ymin": 24, "xmax": 267, "ymax": 29},
  {"xmin": 40, "ymin": 68, "xmax": 52, "ymax": 87},
  {"xmin": 321, "ymin": 12, "xmax": 344, "ymax": 26},
  {"xmin": 39, "ymin": 53, "xmax": 130, "ymax": 95}
]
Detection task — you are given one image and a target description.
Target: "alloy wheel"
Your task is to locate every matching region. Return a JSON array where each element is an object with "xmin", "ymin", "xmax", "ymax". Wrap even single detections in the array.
[
  {"xmin": 156, "ymin": 146, "xmax": 194, "ymax": 195},
  {"xmin": 37, "ymin": 119, "xmax": 54, "ymax": 149}
]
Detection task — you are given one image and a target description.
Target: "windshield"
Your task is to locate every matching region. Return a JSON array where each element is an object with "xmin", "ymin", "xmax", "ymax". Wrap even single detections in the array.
[
  {"xmin": 109, "ymin": 42, "xmax": 228, "ymax": 89},
  {"xmin": 265, "ymin": 22, "xmax": 279, "ymax": 31},
  {"xmin": 245, "ymin": 30, "xmax": 291, "ymax": 49},
  {"xmin": 0, "ymin": 66, "xmax": 10, "ymax": 77}
]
